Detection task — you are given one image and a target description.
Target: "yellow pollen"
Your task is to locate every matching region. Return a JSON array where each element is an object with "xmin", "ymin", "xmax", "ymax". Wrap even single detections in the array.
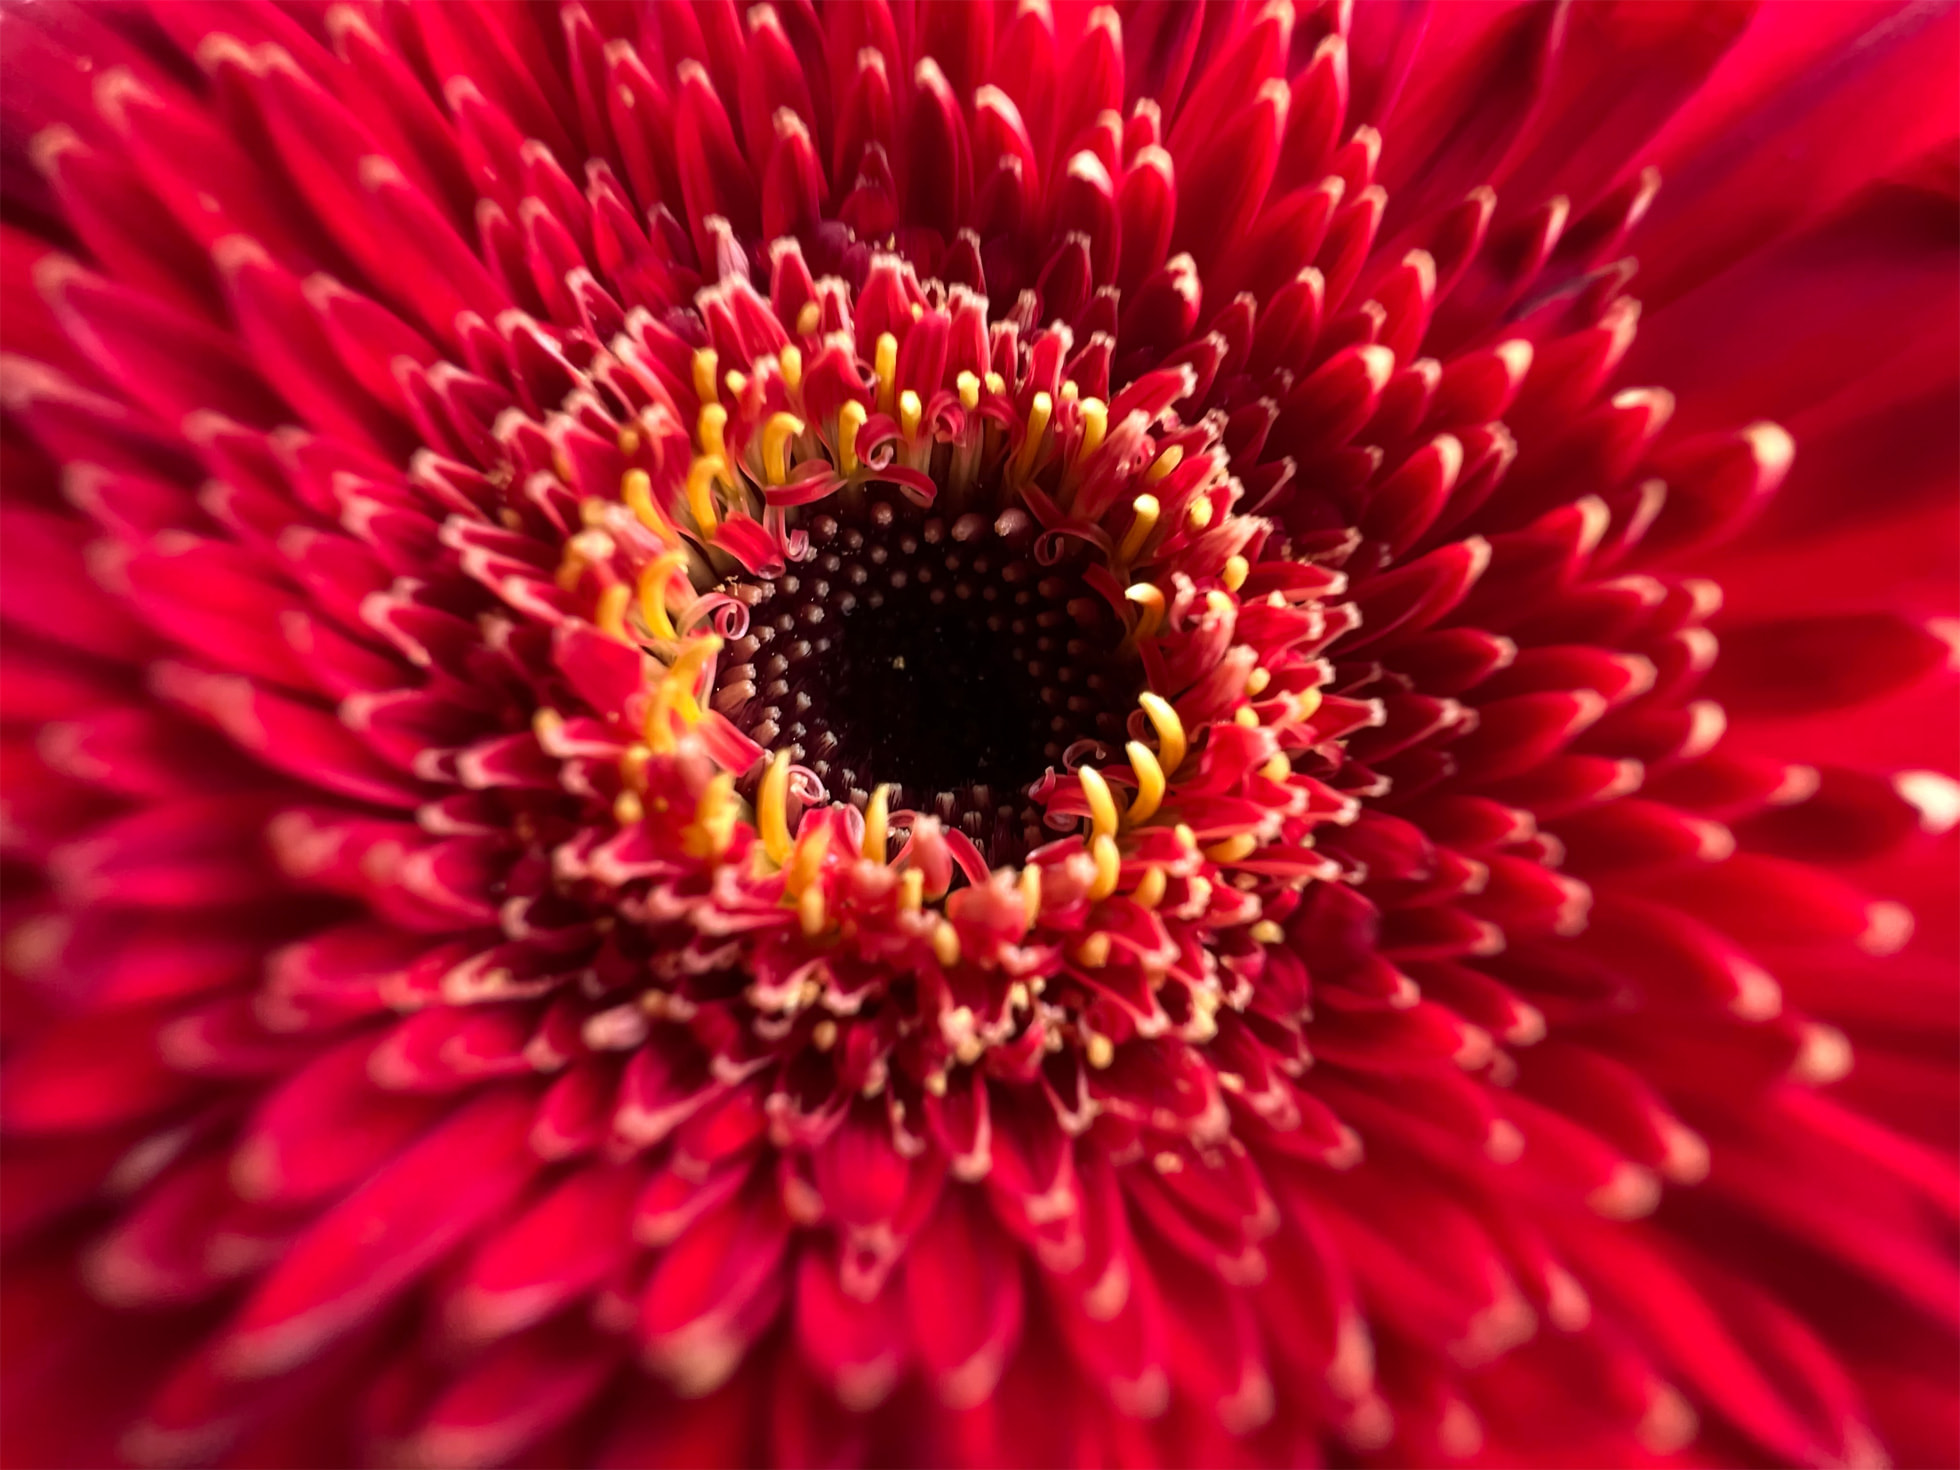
[
  {"xmin": 1077, "ymin": 397, "xmax": 1108, "ymax": 462},
  {"xmin": 1235, "ymin": 706, "xmax": 1261, "ymax": 728},
  {"xmin": 1076, "ymin": 932, "xmax": 1111, "ymax": 968},
  {"xmin": 1145, "ymin": 444, "xmax": 1184, "ymax": 483},
  {"xmin": 761, "ymin": 412, "xmax": 804, "ymax": 486},
  {"xmin": 1204, "ymin": 832, "xmax": 1259, "ymax": 864},
  {"xmin": 1260, "ymin": 751, "xmax": 1292, "ymax": 782},
  {"xmin": 983, "ymin": 371, "xmax": 1006, "ymax": 397},
  {"xmin": 779, "ymin": 344, "xmax": 803, "ymax": 394},
  {"xmin": 1246, "ymin": 667, "xmax": 1272, "ymax": 697},
  {"xmin": 621, "ymin": 469, "xmax": 672, "ymax": 540},
  {"xmin": 682, "ymin": 771, "xmax": 738, "ymax": 859},
  {"xmin": 1088, "ymin": 834, "xmax": 1121, "ymax": 901},
  {"xmin": 956, "ymin": 371, "xmax": 980, "ymax": 411},
  {"xmin": 837, "ymin": 399, "xmax": 867, "ymax": 476},
  {"xmin": 684, "ymin": 457, "xmax": 722, "ymax": 532},
  {"xmin": 1085, "ymin": 1033, "xmax": 1115, "ymax": 1069},
  {"xmin": 661, "ymin": 634, "xmax": 723, "ymax": 726},
  {"xmin": 1251, "ymin": 920, "xmax": 1285, "ymax": 944},
  {"xmin": 862, "ymin": 784, "xmax": 892, "ymax": 862},
  {"xmin": 618, "ymin": 424, "xmax": 642, "ymax": 457},
  {"xmin": 1174, "ymin": 823, "xmax": 1199, "ymax": 852},
  {"xmin": 612, "ymin": 788, "xmax": 646, "ymax": 828},
  {"xmin": 898, "ymin": 868, "xmax": 925, "ymax": 912},
  {"xmin": 595, "ymin": 583, "xmax": 632, "ymax": 642},
  {"xmin": 931, "ymin": 921, "xmax": 961, "ymax": 967},
  {"xmin": 1078, "ymin": 765, "xmax": 1120, "ymax": 841},
  {"xmin": 758, "ymin": 749, "xmax": 794, "ymax": 867},
  {"xmin": 1140, "ymin": 692, "xmax": 1187, "ymax": 775},
  {"xmin": 1133, "ymin": 865, "xmax": 1167, "ymax": 909},
  {"xmin": 1206, "ymin": 589, "xmax": 1234, "ymax": 618},
  {"xmin": 697, "ymin": 402, "xmax": 729, "ymax": 462},
  {"xmin": 899, "ymin": 389, "xmax": 923, "ymax": 441},
  {"xmin": 645, "ymin": 680, "xmax": 681, "ymax": 754},
  {"xmin": 873, "ymin": 332, "xmax": 898, "ymax": 414},
  {"xmin": 795, "ymin": 302, "xmax": 820, "ymax": 335},
  {"xmin": 1124, "ymin": 740, "xmax": 1165, "ymax": 825},
  {"xmin": 812, "ymin": 1018, "xmax": 838, "ymax": 1050},
  {"xmin": 723, "ymin": 369, "xmax": 748, "ymax": 398},
  {"xmin": 1011, "ymin": 391, "xmax": 1053, "ymax": 480},
  {"xmin": 1060, "ymin": 379, "xmax": 1079, "ymax": 402},
  {"xmin": 620, "ymin": 743, "xmax": 652, "ymax": 794},
  {"xmin": 691, "ymin": 348, "xmax": 719, "ymax": 407},
  {"xmin": 1223, "ymin": 555, "xmax": 1250, "ymax": 591},
  {"xmin": 797, "ymin": 884, "xmax": 826, "ymax": 937},
  {"xmin": 1291, "ymin": 687, "xmax": 1324, "ymax": 722},
  {"xmin": 1125, "ymin": 583, "xmax": 1166, "ymax": 639},
  {"xmin": 1018, "ymin": 863, "xmax": 1043, "ymax": 927},
  {"xmin": 1187, "ymin": 496, "xmax": 1214, "ymax": 531},
  {"xmin": 786, "ymin": 826, "xmax": 829, "ymax": 897},
  {"xmin": 637, "ymin": 551, "xmax": 686, "ymax": 640},
  {"xmin": 1118, "ymin": 495, "xmax": 1160, "ymax": 563}
]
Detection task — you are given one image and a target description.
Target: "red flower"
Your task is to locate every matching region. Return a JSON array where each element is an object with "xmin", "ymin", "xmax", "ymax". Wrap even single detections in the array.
[{"xmin": 2, "ymin": 2, "xmax": 1955, "ymax": 1465}]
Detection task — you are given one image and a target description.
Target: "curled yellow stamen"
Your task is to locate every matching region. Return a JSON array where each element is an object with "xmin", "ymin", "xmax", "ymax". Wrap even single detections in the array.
[
  {"xmin": 1118, "ymin": 494, "xmax": 1160, "ymax": 564},
  {"xmin": 1077, "ymin": 397, "xmax": 1108, "ymax": 463},
  {"xmin": 1133, "ymin": 865, "xmax": 1167, "ymax": 909},
  {"xmin": 759, "ymin": 749, "xmax": 793, "ymax": 867},
  {"xmin": 899, "ymin": 389, "xmax": 923, "ymax": 441},
  {"xmin": 931, "ymin": 921, "xmax": 961, "ymax": 967},
  {"xmin": 637, "ymin": 551, "xmax": 686, "ymax": 640},
  {"xmin": 645, "ymin": 679, "xmax": 681, "ymax": 753},
  {"xmin": 685, "ymin": 457, "xmax": 722, "ymax": 532},
  {"xmin": 956, "ymin": 371, "xmax": 980, "ymax": 411},
  {"xmin": 1223, "ymin": 554, "xmax": 1250, "ymax": 592},
  {"xmin": 691, "ymin": 348, "xmax": 719, "ymax": 407},
  {"xmin": 1140, "ymin": 692, "xmax": 1186, "ymax": 775},
  {"xmin": 1018, "ymin": 863, "xmax": 1042, "ymax": 927},
  {"xmin": 665, "ymin": 633, "xmax": 723, "ymax": 719},
  {"xmin": 762, "ymin": 412, "xmax": 805, "ymax": 486},
  {"xmin": 1125, "ymin": 740, "xmax": 1165, "ymax": 825},
  {"xmin": 862, "ymin": 784, "xmax": 892, "ymax": 862},
  {"xmin": 595, "ymin": 583, "xmax": 631, "ymax": 642},
  {"xmin": 621, "ymin": 468, "xmax": 672, "ymax": 541},
  {"xmin": 898, "ymin": 868, "xmax": 925, "ymax": 912},
  {"xmin": 1145, "ymin": 443, "xmax": 1184, "ymax": 483},
  {"xmin": 786, "ymin": 825, "xmax": 828, "ymax": 897},
  {"xmin": 1079, "ymin": 765, "xmax": 1120, "ymax": 841},
  {"xmin": 837, "ymin": 399, "xmax": 867, "ymax": 476},
  {"xmin": 1088, "ymin": 834, "xmax": 1120, "ymax": 901},
  {"xmin": 779, "ymin": 344, "xmax": 803, "ymax": 394},
  {"xmin": 697, "ymin": 403, "xmax": 729, "ymax": 463},
  {"xmin": 1204, "ymin": 832, "xmax": 1259, "ymax": 864},
  {"xmin": 874, "ymin": 332, "xmax": 898, "ymax": 414},
  {"xmin": 1126, "ymin": 583, "xmax": 1166, "ymax": 639},
  {"xmin": 1010, "ymin": 391, "xmax": 1053, "ymax": 480}
]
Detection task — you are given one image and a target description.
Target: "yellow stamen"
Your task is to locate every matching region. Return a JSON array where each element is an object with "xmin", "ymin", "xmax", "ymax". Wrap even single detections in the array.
[
  {"xmin": 931, "ymin": 921, "xmax": 961, "ymax": 967},
  {"xmin": 1010, "ymin": 390, "xmax": 1053, "ymax": 480},
  {"xmin": 899, "ymin": 389, "xmax": 923, "ymax": 441},
  {"xmin": 1079, "ymin": 765, "xmax": 1120, "ymax": 841},
  {"xmin": 595, "ymin": 583, "xmax": 631, "ymax": 642},
  {"xmin": 645, "ymin": 679, "xmax": 681, "ymax": 752},
  {"xmin": 1018, "ymin": 863, "xmax": 1042, "ymax": 926},
  {"xmin": 1076, "ymin": 932, "xmax": 1111, "ymax": 968},
  {"xmin": 983, "ymin": 371, "xmax": 1006, "ymax": 397},
  {"xmin": 762, "ymin": 412, "xmax": 805, "ymax": 486},
  {"xmin": 1085, "ymin": 1033, "xmax": 1115, "ymax": 1069},
  {"xmin": 1124, "ymin": 740, "xmax": 1165, "ymax": 825},
  {"xmin": 1145, "ymin": 443, "xmax": 1183, "ymax": 483},
  {"xmin": 1126, "ymin": 583, "xmax": 1165, "ymax": 639},
  {"xmin": 1118, "ymin": 494, "xmax": 1160, "ymax": 564},
  {"xmin": 723, "ymin": 369, "xmax": 748, "ymax": 398},
  {"xmin": 837, "ymin": 399, "xmax": 867, "ymax": 476},
  {"xmin": 1077, "ymin": 397, "xmax": 1108, "ymax": 463},
  {"xmin": 1060, "ymin": 378, "xmax": 1079, "ymax": 402},
  {"xmin": 1223, "ymin": 555, "xmax": 1250, "ymax": 591},
  {"xmin": 663, "ymin": 634, "xmax": 723, "ymax": 725},
  {"xmin": 682, "ymin": 771, "xmax": 738, "ymax": 858},
  {"xmin": 691, "ymin": 348, "xmax": 719, "ymax": 407},
  {"xmin": 1133, "ymin": 865, "xmax": 1167, "ymax": 909},
  {"xmin": 697, "ymin": 402, "xmax": 729, "ymax": 463},
  {"xmin": 620, "ymin": 743, "xmax": 652, "ymax": 794},
  {"xmin": 862, "ymin": 784, "xmax": 892, "ymax": 862},
  {"xmin": 786, "ymin": 825, "xmax": 829, "ymax": 897},
  {"xmin": 797, "ymin": 883, "xmax": 826, "ymax": 937},
  {"xmin": 621, "ymin": 469, "xmax": 673, "ymax": 541},
  {"xmin": 956, "ymin": 371, "xmax": 980, "ymax": 411},
  {"xmin": 618, "ymin": 424, "xmax": 642, "ymax": 457},
  {"xmin": 1235, "ymin": 706, "xmax": 1261, "ymax": 728},
  {"xmin": 812, "ymin": 1018, "xmax": 838, "ymax": 1050},
  {"xmin": 1204, "ymin": 832, "xmax": 1259, "ymax": 864},
  {"xmin": 1261, "ymin": 751, "xmax": 1292, "ymax": 782},
  {"xmin": 1246, "ymin": 667, "xmax": 1272, "ymax": 697},
  {"xmin": 1140, "ymin": 692, "xmax": 1187, "ymax": 775},
  {"xmin": 1291, "ymin": 687, "xmax": 1324, "ymax": 722},
  {"xmin": 613, "ymin": 789, "xmax": 644, "ymax": 825},
  {"xmin": 1251, "ymin": 920, "xmax": 1285, "ymax": 944},
  {"xmin": 779, "ymin": 344, "xmax": 803, "ymax": 394},
  {"xmin": 685, "ymin": 456, "xmax": 722, "ymax": 532},
  {"xmin": 898, "ymin": 868, "xmax": 925, "ymax": 911},
  {"xmin": 1187, "ymin": 495, "xmax": 1214, "ymax": 531},
  {"xmin": 1088, "ymin": 834, "xmax": 1120, "ymax": 900},
  {"xmin": 637, "ymin": 551, "xmax": 686, "ymax": 641},
  {"xmin": 873, "ymin": 332, "xmax": 898, "ymax": 414},
  {"xmin": 758, "ymin": 749, "xmax": 793, "ymax": 867},
  {"xmin": 795, "ymin": 301, "xmax": 820, "ymax": 335}
]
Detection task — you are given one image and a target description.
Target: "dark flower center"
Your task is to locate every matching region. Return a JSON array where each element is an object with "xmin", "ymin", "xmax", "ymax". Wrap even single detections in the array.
[{"xmin": 718, "ymin": 495, "xmax": 1141, "ymax": 863}]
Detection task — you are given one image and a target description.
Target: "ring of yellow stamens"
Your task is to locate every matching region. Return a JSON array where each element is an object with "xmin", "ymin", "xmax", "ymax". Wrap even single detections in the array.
[
  {"xmin": 1118, "ymin": 494, "xmax": 1160, "ymax": 564},
  {"xmin": 1124, "ymin": 740, "xmax": 1165, "ymax": 825},
  {"xmin": 837, "ymin": 399, "xmax": 866, "ymax": 476},
  {"xmin": 861, "ymin": 784, "xmax": 892, "ymax": 862},
  {"xmin": 758, "ymin": 749, "xmax": 794, "ymax": 867},
  {"xmin": 1139, "ymin": 692, "xmax": 1186, "ymax": 775},
  {"xmin": 761, "ymin": 412, "xmax": 804, "ymax": 486}
]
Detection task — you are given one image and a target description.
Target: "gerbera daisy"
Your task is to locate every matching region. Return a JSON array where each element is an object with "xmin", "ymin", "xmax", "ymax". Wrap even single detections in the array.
[{"xmin": 1, "ymin": 2, "xmax": 1955, "ymax": 1466}]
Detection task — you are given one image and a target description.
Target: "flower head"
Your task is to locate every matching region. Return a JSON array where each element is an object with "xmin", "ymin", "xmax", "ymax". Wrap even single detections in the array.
[{"xmin": 2, "ymin": 2, "xmax": 1956, "ymax": 1466}]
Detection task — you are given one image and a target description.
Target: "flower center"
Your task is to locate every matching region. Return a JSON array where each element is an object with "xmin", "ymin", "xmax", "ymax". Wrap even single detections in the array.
[{"xmin": 717, "ymin": 498, "xmax": 1143, "ymax": 864}]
